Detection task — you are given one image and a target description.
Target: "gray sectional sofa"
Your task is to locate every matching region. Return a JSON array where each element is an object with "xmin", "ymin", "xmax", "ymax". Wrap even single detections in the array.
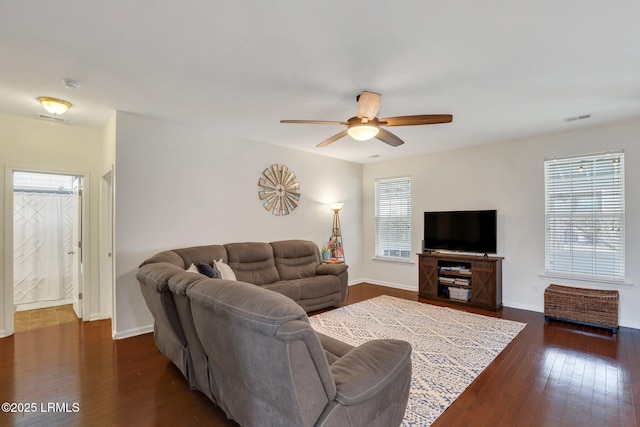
[{"xmin": 136, "ymin": 239, "xmax": 413, "ymax": 426}]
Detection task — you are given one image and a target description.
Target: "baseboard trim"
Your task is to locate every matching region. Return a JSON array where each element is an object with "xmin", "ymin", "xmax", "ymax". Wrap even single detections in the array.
[
  {"xmin": 502, "ymin": 300, "xmax": 540, "ymax": 313},
  {"xmin": 503, "ymin": 300, "xmax": 640, "ymax": 330},
  {"xmin": 620, "ymin": 320, "xmax": 640, "ymax": 330},
  {"xmin": 351, "ymin": 279, "xmax": 418, "ymax": 292},
  {"xmin": 15, "ymin": 298, "xmax": 74, "ymax": 312},
  {"xmin": 113, "ymin": 324, "xmax": 153, "ymax": 340}
]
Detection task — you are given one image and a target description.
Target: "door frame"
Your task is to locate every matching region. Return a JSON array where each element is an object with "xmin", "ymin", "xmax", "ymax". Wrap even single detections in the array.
[
  {"xmin": 100, "ymin": 166, "xmax": 115, "ymax": 335},
  {"xmin": 3, "ymin": 165, "xmax": 90, "ymax": 336}
]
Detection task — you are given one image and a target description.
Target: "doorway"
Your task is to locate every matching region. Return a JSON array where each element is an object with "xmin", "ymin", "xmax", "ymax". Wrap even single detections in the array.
[{"xmin": 12, "ymin": 171, "xmax": 84, "ymax": 319}]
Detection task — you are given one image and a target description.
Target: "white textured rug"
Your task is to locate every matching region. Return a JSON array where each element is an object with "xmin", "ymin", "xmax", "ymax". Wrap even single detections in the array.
[{"xmin": 309, "ymin": 295, "xmax": 526, "ymax": 426}]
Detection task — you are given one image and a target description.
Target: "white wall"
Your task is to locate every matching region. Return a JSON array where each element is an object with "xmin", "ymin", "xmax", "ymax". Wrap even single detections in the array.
[
  {"xmin": 363, "ymin": 117, "xmax": 640, "ymax": 329},
  {"xmin": 102, "ymin": 113, "xmax": 116, "ymax": 170},
  {"xmin": 114, "ymin": 112, "xmax": 363, "ymax": 338},
  {"xmin": 0, "ymin": 113, "xmax": 105, "ymax": 336}
]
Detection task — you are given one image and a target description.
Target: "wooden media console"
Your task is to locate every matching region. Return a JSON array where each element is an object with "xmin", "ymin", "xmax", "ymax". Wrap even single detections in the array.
[{"xmin": 418, "ymin": 252, "xmax": 503, "ymax": 311}]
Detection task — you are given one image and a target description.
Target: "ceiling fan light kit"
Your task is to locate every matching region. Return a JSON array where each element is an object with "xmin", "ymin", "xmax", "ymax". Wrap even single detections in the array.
[
  {"xmin": 347, "ymin": 122, "xmax": 379, "ymax": 141},
  {"xmin": 281, "ymin": 91, "xmax": 452, "ymax": 148}
]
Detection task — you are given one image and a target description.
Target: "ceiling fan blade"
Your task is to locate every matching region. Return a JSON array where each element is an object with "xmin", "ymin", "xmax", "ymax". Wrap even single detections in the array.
[
  {"xmin": 356, "ymin": 91, "xmax": 381, "ymax": 120},
  {"xmin": 380, "ymin": 114, "xmax": 453, "ymax": 127},
  {"xmin": 280, "ymin": 120, "xmax": 347, "ymax": 125},
  {"xmin": 317, "ymin": 130, "xmax": 348, "ymax": 147},
  {"xmin": 375, "ymin": 128, "xmax": 404, "ymax": 147}
]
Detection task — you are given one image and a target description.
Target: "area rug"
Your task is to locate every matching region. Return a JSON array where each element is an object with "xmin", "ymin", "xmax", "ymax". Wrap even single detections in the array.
[{"xmin": 309, "ymin": 295, "xmax": 526, "ymax": 426}]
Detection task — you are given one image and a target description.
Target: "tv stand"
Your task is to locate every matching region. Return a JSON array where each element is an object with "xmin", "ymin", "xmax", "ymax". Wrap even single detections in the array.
[{"xmin": 418, "ymin": 252, "xmax": 503, "ymax": 311}]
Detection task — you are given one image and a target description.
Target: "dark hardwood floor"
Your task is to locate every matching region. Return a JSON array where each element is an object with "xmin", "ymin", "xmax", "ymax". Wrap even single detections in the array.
[{"xmin": 1, "ymin": 283, "xmax": 638, "ymax": 426}]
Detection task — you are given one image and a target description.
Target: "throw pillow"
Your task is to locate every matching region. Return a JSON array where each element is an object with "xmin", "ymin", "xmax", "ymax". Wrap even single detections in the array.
[
  {"xmin": 211, "ymin": 262, "xmax": 222, "ymax": 278},
  {"xmin": 197, "ymin": 263, "xmax": 220, "ymax": 278},
  {"xmin": 213, "ymin": 259, "xmax": 236, "ymax": 281},
  {"xmin": 186, "ymin": 263, "xmax": 199, "ymax": 273}
]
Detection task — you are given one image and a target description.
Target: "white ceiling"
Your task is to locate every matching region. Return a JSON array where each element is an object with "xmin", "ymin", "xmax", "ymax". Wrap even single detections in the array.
[{"xmin": 1, "ymin": 1, "xmax": 639, "ymax": 164}]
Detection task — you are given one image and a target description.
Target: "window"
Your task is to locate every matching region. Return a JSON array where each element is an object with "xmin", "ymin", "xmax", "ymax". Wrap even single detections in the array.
[
  {"xmin": 375, "ymin": 176, "xmax": 412, "ymax": 260},
  {"xmin": 544, "ymin": 151, "xmax": 624, "ymax": 280}
]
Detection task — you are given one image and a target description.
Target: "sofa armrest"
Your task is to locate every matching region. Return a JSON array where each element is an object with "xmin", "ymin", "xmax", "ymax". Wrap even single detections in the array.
[
  {"xmin": 139, "ymin": 250, "xmax": 184, "ymax": 268},
  {"xmin": 136, "ymin": 262, "xmax": 187, "ymax": 293},
  {"xmin": 331, "ymin": 339, "xmax": 411, "ymax": 406},
  {"xmin": 315, "ymin": 263, "xmax": 348, "ymax": 276},
  {"xmin": 316, "ymin": 332, "xmax": 355, "ymax": 364}
]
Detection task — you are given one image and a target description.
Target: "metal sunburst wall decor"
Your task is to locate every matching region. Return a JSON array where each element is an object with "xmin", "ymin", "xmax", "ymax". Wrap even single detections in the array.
[{"xmin": 258, "ymin": 164, "xmax": 300, "ymax": 216}]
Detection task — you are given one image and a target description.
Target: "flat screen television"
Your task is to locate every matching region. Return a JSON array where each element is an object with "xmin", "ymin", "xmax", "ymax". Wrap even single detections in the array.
[{"xmin": 423, "ymin": 210, "xmax": 497, "ymax": 254}]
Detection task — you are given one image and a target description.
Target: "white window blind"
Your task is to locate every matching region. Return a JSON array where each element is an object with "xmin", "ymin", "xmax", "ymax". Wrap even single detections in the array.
[
  {"xmin": 375, "ymin": 176, "xmax": 412, "ymax": 260},
  {"xmin": 544, "ymin": 151, "xmax": 624, "ymax": 280}
]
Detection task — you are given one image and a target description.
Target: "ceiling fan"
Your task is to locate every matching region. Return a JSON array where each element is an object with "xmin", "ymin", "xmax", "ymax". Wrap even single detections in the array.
[{"xmin": 280, "ymin": 91, "xmax": 452, "ymax": 147}]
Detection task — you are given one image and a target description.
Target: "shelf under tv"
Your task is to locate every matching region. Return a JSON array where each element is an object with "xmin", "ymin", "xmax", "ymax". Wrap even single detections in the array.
[{"xmin": 418, "ymin": 252, "xmax": 503, "ymax": 311}]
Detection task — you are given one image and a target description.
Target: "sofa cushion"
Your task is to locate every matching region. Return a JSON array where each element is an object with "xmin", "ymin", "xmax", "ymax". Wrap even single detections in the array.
[
  {"xmin": 300, "ymin": 275, "xmax": 341, "ymax": 299},
  {"xmin": 270, "ymin": 275, "xmax": 340, "ymax": 300},
  {"xmin": 261, "ymin": 281, "xmax": 301, "ymax": 301},
  {"xmin": 225, "ymin": 242, "xmax": 280, "ymax": 285},
  {"xmin": 270, "ymin": 240, "xmax": 321, "ymax": 280},
  {"xmin": 173, "ymin": 245, "xmax": 228, "ymax": 268}
]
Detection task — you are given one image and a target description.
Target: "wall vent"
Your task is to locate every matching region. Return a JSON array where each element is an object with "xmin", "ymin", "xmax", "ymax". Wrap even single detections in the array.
[
  {"xmin": 566, "ymin": 114, "xmax": 591, "ymax": 122},
  {"xmin": 35, "ymin": 113, "xmax": 68, "ymax": 124}
]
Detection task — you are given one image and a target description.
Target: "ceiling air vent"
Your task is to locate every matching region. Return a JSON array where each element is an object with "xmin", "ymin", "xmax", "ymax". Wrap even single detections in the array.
[
  {"xmin": 35, "ymin": 113, "xmax": 68, "ymax": 124},
  {"xmin": 565, "ymin": 114, "xmax": 591, "ymax": 122}
]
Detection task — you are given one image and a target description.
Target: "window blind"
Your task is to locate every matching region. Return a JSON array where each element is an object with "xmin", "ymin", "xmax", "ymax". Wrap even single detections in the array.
[
  {"xmin": 375, "ymin": 176, "xmax": 412, "ymax": 260},
  {"xmin": 544, "ymin": 151, "xmax": 624, "ymax": 280}
]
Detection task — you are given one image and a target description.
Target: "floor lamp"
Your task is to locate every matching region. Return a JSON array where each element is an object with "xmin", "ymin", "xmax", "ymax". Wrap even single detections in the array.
[{"xmin": 329, "ymin": 203, "xmax": 344, "ymax": 262}]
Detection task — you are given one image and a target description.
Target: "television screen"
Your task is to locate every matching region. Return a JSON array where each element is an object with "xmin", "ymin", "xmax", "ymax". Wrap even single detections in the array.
[{"xmin": 424, "ymin": 210, "xmax": 497, "ymax": 254}]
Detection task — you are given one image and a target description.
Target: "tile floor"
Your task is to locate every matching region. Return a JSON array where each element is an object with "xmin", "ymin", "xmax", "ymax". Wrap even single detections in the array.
[{"xmin": 14, "ymin": 304, "xmax": 79, "ymax": 332}]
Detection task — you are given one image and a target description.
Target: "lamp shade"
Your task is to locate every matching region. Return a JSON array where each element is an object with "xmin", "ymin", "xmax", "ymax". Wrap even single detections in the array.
[
  {"xmin": 38, "ymin": 97, "xmax": 71, "ymax": 115},
  {"xmin": 330, "ymin": 202, "xmax": 344, "ymax": 211},
  {"xmin": 347, "ymin": 123, "xmax": 379, "ymax": 141}
]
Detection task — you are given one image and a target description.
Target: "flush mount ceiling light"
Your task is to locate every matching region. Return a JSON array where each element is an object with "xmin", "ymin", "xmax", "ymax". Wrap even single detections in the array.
[{"xmin": 38, "ymin": 97, "xmax": 71, "ymax": 115}]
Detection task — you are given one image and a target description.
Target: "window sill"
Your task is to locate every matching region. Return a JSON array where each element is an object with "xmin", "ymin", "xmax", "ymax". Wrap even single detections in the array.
[
  {"xmin": 372, "ymin": 256, "xmax": 415, "ymax": 265},
  {"xmin": 539, "ymin": 273, "xmax": 634, "ymax": 288}
]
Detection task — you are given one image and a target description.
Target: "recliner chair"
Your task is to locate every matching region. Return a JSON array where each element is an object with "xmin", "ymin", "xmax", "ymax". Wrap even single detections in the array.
[{"xmin": 187, "ymin": 279, "xmax": 412, "ymax": 427}]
